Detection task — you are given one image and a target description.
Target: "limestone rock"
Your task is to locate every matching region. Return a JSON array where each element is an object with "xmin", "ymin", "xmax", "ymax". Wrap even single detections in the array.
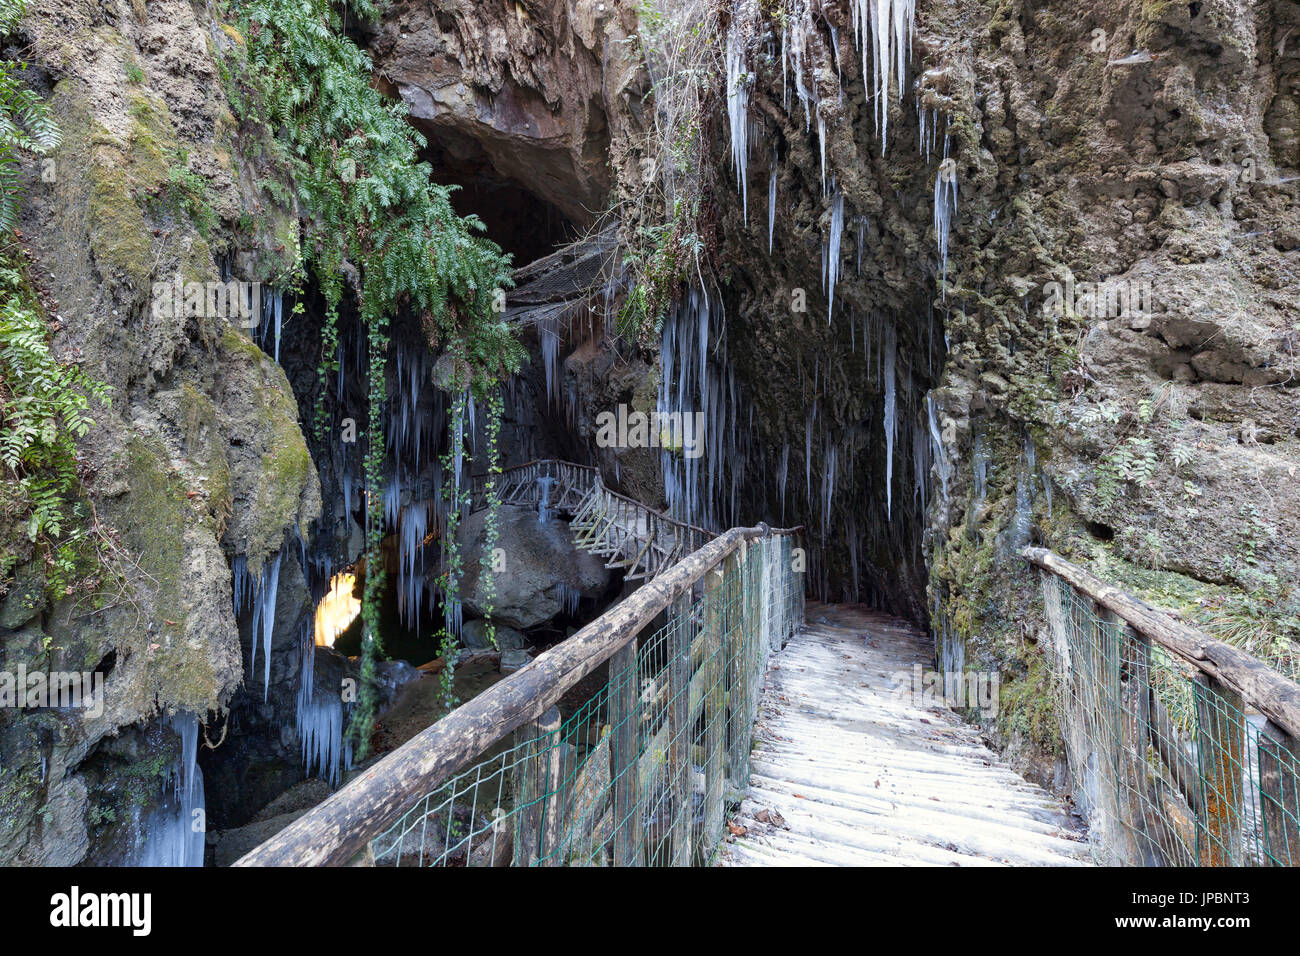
[{"xmin": 456, "ymin": 504, "xmax": 609, "ymax": 629}]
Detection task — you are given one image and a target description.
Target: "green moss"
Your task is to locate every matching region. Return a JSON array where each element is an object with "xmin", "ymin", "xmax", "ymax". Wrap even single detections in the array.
[
  {"xmin": 220, "ymin": 326, "xmax": 314, "ymax": 564},
  {"xmin": 100, "ymin": 436, "xmax": 224, "ymax": 710},
  {"xmin": 86, "ymin": 145, "xmax": 155, "ymax": 294},
  {"xmin": 179, "ymin": 384, "xmax": 233, "ymax": 535},
  {"xmin": 118, "ymin": 436, "xmax": 188, "ymax": 617},
  {"xmin": 57, "ymin": 82, "xmax": 219, "ymax": 300},
  {"xmin": 998, "ymin": 650, "xmax": 1063, "ymax": 757}
]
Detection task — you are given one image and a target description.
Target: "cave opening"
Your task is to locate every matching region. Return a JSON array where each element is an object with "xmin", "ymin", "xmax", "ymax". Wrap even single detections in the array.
[{"xmin": 419, "ymin": 126, "xmax": 581, "ymax": 267}]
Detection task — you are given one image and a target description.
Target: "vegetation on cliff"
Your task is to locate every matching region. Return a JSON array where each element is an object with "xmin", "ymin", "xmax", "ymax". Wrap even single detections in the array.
[
  {"xmin": 0, "ymin": 0, "xmax": 112, "ymax": 609},
  {"xmin": 222, "ymin": 0, "xmax": 520, "ymax": 753}
]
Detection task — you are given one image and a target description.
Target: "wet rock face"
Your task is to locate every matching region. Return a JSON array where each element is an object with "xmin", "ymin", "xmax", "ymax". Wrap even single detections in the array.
[
  {"xmin": 919, "ymin": 0, "xmax": 1299, "ymax": 586},
  {"xmin": 366, "ymin": 0, "xmax": 645, "ymax": 227},
  {"xmin": 456, "ymin": 504, "xmax": 610, "ymax": 629},
  {"xmin": 903, "ymin": 0, "xmax": 1300, "ymax": 773},
  {"xmin": 0, "ymin": 0, "xmax": 321, "ymax": 863}
]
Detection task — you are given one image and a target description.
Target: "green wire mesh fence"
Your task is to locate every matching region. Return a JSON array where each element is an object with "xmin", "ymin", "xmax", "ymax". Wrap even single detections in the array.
[
  {"xmin": 370, "ymin": 532, "xmax": 803, "ymax": 866},
  {"xmin": 1041, "ymin": 570, "xmax": 1300, "ymax": 866}
]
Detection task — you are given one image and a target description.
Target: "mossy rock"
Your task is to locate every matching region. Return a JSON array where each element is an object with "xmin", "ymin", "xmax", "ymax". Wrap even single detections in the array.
[{"xmin": 0, "ymin": 561, "xmax": 48, "ymax": 629}]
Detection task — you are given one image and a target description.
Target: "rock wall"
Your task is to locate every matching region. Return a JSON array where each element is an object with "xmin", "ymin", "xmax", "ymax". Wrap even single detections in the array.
[
  {"xmin": 0, "ymin": 0, "xmax": 321, "ymax": 863},
  {"xmin": 3, "ymin": 0, "xmax": 1296, "ymax": 862},
  {"xmin": 917, "ymin": 0, "xmax": 1299, "ymax": 779}
]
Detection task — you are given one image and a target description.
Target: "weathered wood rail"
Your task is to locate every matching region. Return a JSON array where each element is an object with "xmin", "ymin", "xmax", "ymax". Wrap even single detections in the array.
[
  {"xmin": 1025, "ymin": 547, "xmax": 1300, "ymax": 866},
  {"xmin": 236, "ymin": 521, "xmax": 803, "ymax": 866},
  {"xmin": 468, "ymin": 459, "xmax": 597, "ymax": 514}
]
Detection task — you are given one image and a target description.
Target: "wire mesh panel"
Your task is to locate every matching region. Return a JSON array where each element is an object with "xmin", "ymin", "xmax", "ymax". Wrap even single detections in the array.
[
  {"xmin": 1041, "ymin": 572, "xmax": 1300, "ymax": 866},
  {"xmin": 370, "ymin": 533, "xmax": 802, "ymax": 866}
]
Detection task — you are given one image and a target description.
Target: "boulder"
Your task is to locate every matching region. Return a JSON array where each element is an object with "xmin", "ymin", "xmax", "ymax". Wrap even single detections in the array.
[
  {"xmin": 460, "ymin": 619, "xmax": 527, "ymax": 651},
  {"xmin": 456, "ymin": 504, "xmax": 609, "ymax": 629}
]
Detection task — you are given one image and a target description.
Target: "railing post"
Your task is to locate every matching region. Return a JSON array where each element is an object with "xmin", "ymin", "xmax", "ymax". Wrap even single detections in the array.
[
  {"xmin": 1258, "ymin": 720, "xmax": 1300, "ymax": 866},
  {"xmin": 702, "ymin": 566, "xmax": 725, "ymax": 859},
  {"xmin": 724, "ymin": 549, "xmax": 745, "ymax": 783},
  {"xmin": 1120, "ymin": 625, "xmax": 1161, "ymax": 863},
  {"xmin": 610, "ymin": 637, "xmax": 644, "ymax": 866},
  {"xmin": 1193, "ymin": 673, "xmax": 1244, "ymax": 866},
  {"xmin": 1095, "ymin": 607, "xmax": 1135, "ymax": 862},
  {"xmin": 668, "ymin": 594, "xmax": 693, "ymax": 865},
  {"xmin": 512, "ymin": 705, "xmax": 562, "ymax": 866}
]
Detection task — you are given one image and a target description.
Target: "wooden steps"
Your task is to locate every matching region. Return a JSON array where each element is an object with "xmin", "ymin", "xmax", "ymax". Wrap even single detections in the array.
[{"xmin": 718, "ymin": 603, "xmax": 1092, "ymax": 867}]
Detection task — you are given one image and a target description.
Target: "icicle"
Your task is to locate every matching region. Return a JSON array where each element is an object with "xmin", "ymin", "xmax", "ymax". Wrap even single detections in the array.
[
  {"xmin": 726, "ymin": 25, "xmax": 751, "ymax": 221},
  {"xmin": 934, "ymin": 133, "xmax": 958, "ymax": 296},
  {"xmin": 136, "ymin": 712, "xmax": 205, "ymax": 866},
  {"xmin": 541, "ymin": 322, "xmax": 561, "ymax": 408},
  {"xmin": 850, "ymin": 0, "xmax": 916, "ymax": 154},
  {"xmin": 397, "ymin": 501, "xmax": 428, "ymax": 632},
  {"xmin": 817, "ymin": 112, "xmax": 828, "ymax": 194},
  {"xmin": 826, "ymin": 187, "xmax": 844, "ymax": 322},
  {"xmin": 297, "ymin": 635, "xmax": 350, "ymax": 787},
  {"xmin": 231, "ymin": 555, "xmax": 250, "ymax": 615},
  {"xmin": 249, "ymin": 553, "xmax": 282, "ymax": 700},
  {"xmin": 768, "ymin": 161, "xmax": 777, "ymax": 254},
  {"xmin": 883, "ymin": 322, "xmax": 897, "ymax": 520},
  {"xmin": 778, "ymin": 442, "xmax": 790, "ymax": 521},
  {"xmin": 805, "ymin": 402, "xmax": 815, "ymax": 510},
  {"xmin": 537, "ymin": 475, "xmax": 557, "ymax": 524},
  {"xmin": 913, "ymin": 418, "xmax": 928, "ymax": 515},
  {"xmin": 926, "ymin": 394, "xmax": 950, "ymax": 504},
  {"xmin": 273, "ymin": 289, "xmax": 283, "ymax": 364},
  {"xmin": 972, "ymin": 430, "xmax": 990, "ymax": 503},
  {"xmin": 555, "ymin": 582, "xmax": 582, "ymax": 618}
]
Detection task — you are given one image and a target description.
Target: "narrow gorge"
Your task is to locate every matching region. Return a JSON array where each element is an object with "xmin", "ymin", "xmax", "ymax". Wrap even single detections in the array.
[{"xmin": 0, "ymin": 0, "xmax": 1297, "ymax": 873}]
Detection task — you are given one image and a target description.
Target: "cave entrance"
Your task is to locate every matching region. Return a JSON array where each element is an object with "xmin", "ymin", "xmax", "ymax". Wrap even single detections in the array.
[{"xmin": 420, "ymin": 126, "xmax": 580, "ymax": 267}]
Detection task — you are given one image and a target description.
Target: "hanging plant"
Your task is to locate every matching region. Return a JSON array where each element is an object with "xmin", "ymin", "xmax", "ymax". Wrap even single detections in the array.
[{"xmin": 225, "ymin": 0, "xmax": 524, "ymax": 758}]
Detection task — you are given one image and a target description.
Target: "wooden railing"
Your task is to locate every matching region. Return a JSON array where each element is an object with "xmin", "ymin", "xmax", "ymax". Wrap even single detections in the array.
[
  {"xmin": 468, "ymin": 459, "xmax": 598, "ymax": 513},
  {"xmin": 1025, "ymin": 547, "xmax": 1300, "ymax": 866},
  {"xmin": 236, "ymin": 523, "xmax": 803, "ymax": 866}
]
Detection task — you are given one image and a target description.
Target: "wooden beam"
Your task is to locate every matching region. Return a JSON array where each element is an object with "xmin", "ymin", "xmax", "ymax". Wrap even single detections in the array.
[
  {"xmin": 1023, "ymin": 547, "xmax": 1300, "ymax": 739},
  {"xmin": 236, "ymin": 526, "xmax": 793, "ymax": 866},
  {"xmin": 610, "ymin": 638, "xmax": 644, "ymax": 866}
]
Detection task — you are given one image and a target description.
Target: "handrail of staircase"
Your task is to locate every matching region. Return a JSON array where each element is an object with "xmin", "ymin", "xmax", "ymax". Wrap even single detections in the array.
[
  {"xmin": 469, "ymin": 458, "xmax": 716, "ymax": 542},
  {"xmin": 236, "ymin": 522, "xmax": 802, "ymax": 866},
  {"xmin": 1023, "ymin": 546, "xmax": 1300, "ymax": 739}
]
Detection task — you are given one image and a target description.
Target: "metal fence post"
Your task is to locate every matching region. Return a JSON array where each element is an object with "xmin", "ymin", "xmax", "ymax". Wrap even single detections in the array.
[
  {"xmin": 1258, "ymin": 720, "xmax": 1300, "ymax": 866},
  {"xmin": 1193, "ymin": 673, "xmax": 1244, "ymax": 866},
  {"xmin": 513, "ymin": 705, "xmax": 562, "ymax": 866},
  {"xmin": 668, "ymin": 594, "xmax": 693, "ymax": 865}
]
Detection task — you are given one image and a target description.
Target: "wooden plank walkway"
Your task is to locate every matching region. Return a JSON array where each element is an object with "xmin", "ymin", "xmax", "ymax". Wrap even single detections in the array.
[{"xmin": 719, "ymin": 603, "xmax": 1092, "ymax": 867}]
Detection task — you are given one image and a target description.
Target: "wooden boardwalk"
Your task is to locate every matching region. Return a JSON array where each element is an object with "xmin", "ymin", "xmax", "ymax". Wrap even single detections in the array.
[{"xmin": 719, "ymin": 603, "xmax": 1092, "ymax": 867}]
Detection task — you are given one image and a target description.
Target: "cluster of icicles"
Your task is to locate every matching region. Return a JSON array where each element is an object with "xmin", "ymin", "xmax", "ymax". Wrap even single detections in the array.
[
  {"xmin": 133, "ymin": 712, "xmax": 205, "ymax": 866},
  {"xmin": 657, "ymin": 279, "xmax": 946, "ymax": 605},
  {"xmin": 726, "ymin": 0, "xmax": 957, "ymax": 313}
]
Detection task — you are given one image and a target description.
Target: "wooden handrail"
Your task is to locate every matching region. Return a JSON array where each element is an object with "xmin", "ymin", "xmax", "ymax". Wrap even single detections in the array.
[
  {"xmin": 1023, "ymin": 546, "xmax": 1300, "ymax": 739},
  {"xmin": 236, "ymin": 523, "xmax": 800, "ymax": 866}
]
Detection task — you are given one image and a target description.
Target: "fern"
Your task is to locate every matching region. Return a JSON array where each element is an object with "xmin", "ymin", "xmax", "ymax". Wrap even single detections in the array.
[
  {"xmin": 0, "ymin": 0, "xmax": 60, "ymax": 235},
  {"xmin": 0, "ymin": 270, "xmax": 109, "ymax": 542},
  {"xmin": 225, "ymin": 0, "xmax": 524, "ymax": 756}
]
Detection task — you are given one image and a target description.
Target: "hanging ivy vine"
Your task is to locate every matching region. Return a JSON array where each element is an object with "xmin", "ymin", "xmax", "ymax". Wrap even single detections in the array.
[
  {"xmin": 478, "ymin": 387, "xmax": 504, "ymax": 651},
  {"xmin": 224, "ymin": 0, "xmax": 523, "ymax": 757}
]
